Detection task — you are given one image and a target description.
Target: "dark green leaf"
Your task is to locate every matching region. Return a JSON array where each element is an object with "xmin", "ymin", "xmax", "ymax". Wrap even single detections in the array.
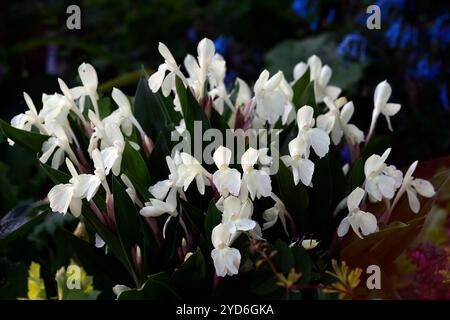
[
  {"xmin": 276, "ymin": 161, "xmax": 309, "ymax": 231},
  {"xmin": 170, "ymin": 248, "xmax": 205, "ymax": 295},
  {"xmin": 274, "ymin": 240, "xmax": 294, "ymax": 273},
  {"xmin": 121, "ymin": 141, "xmax": 151, "ymax": 198},
  {"xmin": 291, "ymin": 246, "xmax": 312, "ymax": 285},
  {"xmin": 348, "ymin": 158, "xmax": 365, "ymax": 191}
]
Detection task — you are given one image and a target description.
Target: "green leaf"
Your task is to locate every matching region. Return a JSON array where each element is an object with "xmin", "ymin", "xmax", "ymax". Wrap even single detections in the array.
[
  {"xmin": 0, "ymin": 258, "xmax": 28, "ymax": 299},
  {"xmin": 298, "ymin": 81, "xmax": 318, "ymax": 116},
  {"xmin": 134, "ymin": 70, "xmax": 173, "ymax": 140},
  {"xmin": 250, "ymin": 272, "xmax": 279, "ymax": 295},
  {"xmin": 180, "ymin": 199, "xmax": 205, "ymax": 236},
  {"xmin": 205, "ymin": 200, "xmax": 222, "ymax": 247},
  {"xmin": 0, "ymin": 202, "xmax": 49, "ymax": 247},
  {"xmin": 276, "ymin": 161, "xmax": 309, "ymax": 231},
  {"xmin": 121, "ymin": 141, "xmax": 151, "ymax": 198},
  {"xmin": 292, "ymin": 69, "xmax": 310, "ymax": 110},
  {"xmin": 210, "ymin": 108, "xmax": 230, "ymax": 135},
  {"xmin": 291, "ymin": 246, "xmax": 312, "ymax": 285},
  {"xmin": 0, "ymin": 118, "xmax": 48, "ymax": 154},
  {"xmin": 148, "ymin": 131, "xmax": 171, "ymax": 184},
  {"xmin": 118, "ymin": 272, "xmax": 180, "ymax": 300},
  {"xmin": 170, "ymin": 248, "xmax": 205, "ymax": 296},
  {"xmin": 348, "ymin": 158, "xmax": 365, "ymax": 191},
  {"xmin": 67, "ymin": 232, "xmax": 132, "ymax": 298},
  {"xmin": 175, "ymin": 76, "xmax": 210, "ymax": 140}
]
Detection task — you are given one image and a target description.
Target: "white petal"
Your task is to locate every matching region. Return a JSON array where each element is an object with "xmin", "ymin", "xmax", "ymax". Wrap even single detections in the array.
[
  {"xmin": 296, "ymin": 158, "xmax": 315, "ymax": 186},
  {"xmin": 158, "ymin": 42, "xmax": 176, "ymax": 65},
  {"xmin": 406, "ymin": 188, "xmax": 420, "ymax": 213},
  {"xmin": 78, "ymin": 62, "xmax": 98, "ymax": 96},
  {"xmin": 148, "ymin": 67, "xmax": 166, "ymax": 93},
  {"xmin": 374, "ymin": 80, "xmax": 392, "ymax": 109},
  {"xmin": 48, "ymin": 184, "xmax": 74, "ymax": 214},
  {"xmin": 382, "ymin": 103, "xmax": 401, "ymax": 116},
  {"xmin": 337, "ymin": 216, "xmax": 350, "ymax": 237},
  {"xmin": 149, "ymin": 180, "xmax": 172, "ymax": 200},
  {"xmin": 341, "ymin": 102, "xmax": 354, "ymax": 124},
  {"xmin": 197, "ymin": 38, "xmax": 215, "ymax": 67},
  {"xmin": 308, "ymin": 128, "xmax": 330, "ymax": 158},
  {"xmin": 293, "ymin": 62, "xmax": 308, "ymax": 81},
  {"xmin": 347, "ymin": 187, "xmax": 365, "ymax": 212},
  {"xmin": 297, "ymin": 105, "xmax": 314, "ymax": 129},
  {"xmin": 241, "ymin": 148, "xmax": 259, "ymax": 171},
  {"xmin": 412, "ymin": 179, "xmax": 435, "ymax": 198},
  {"xmin": 213, "ymin": 146, "xmax": 232, "ymax": 168},
  {"xmin": 357, "ymin": 211, "xmax": 378, "ymax": 236}
]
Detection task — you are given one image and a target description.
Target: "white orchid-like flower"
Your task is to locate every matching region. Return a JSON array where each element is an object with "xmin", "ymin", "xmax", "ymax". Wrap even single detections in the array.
[
  {"xmin": 184, "ymin": 38, "xmax": 225, "ymax": 98},
  {"xmin": 240, "ymin": 148, "xmax": 272, "ymax": 200},
  {"xmin": 221, "ymin": 196, "xmax": 256, "ymax": 234},
  {"xmin": 254, "ymin": 70, "xmax": 291, "ymax": 125},
  {"xmin": 391, "ymin": 161, "xmax": 436, "ymax": 214},
  {"xmin": 235, "ymin": 78, "xmax": 252, "ymax": 108},
  {"xmin": 212, "ymin": 146, "xmax": 241, "ymax": 197},
  {"xmin": 48, "ymin": 159, "xmax": 101, "ymax": 217},
  {"xmin": 364, "ymin": 148, "xmax": 403, "ymax": 202},
  {"xmin": 148, "ymin": 42, "xmax": 187, "ymax": 97},
  {"xmin": 337, "ymin": 187, "xmax": 378, "ymax": 238},
  {"xmin": 211, "ymin": 223, "xmax": 241, "ymax": 277},
  {"xmin": 296, "ymin": 105, "xmax": 330, "ymax": 158},
  {"xmin": 281, "ymin": 136, "xmax": 315, "ymax": 186},
  {"xmin": 262, "ymin": 193, "xmax": 292, "ymax": 236},
  {"xmin": 317, "ymin": 97, "xmax": 364, "ymax": 146},
  {"xmin": 176, "ymin": 152, "xmax": 211, "ymax": 195},
  {"xmin": 57, "ymin": 78, "xmax": 87, "ymax": 126},
  {"xmin": 294, "ymin": 55, "xmax": 341, "ymax": 103},
  {"xmin": 368, "ymin": 80, "xmax": 401, "ymax": 139}
]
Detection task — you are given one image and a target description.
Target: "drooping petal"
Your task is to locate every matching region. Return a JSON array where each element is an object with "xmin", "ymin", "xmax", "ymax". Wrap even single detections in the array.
[
  {"xmin": 340, "ymin": 101, "xmax": 354, "ymax": 124},
  {"xmin": 357, "ymin": 211, "xmax": 378, "ymax": 236},
  {"xmin": 148, "ymin": 67, "xmax": 167, "ymax": 93},
  {"xmin": 149, "ymin": 180, "xmax": 172, "ymax": 200},
  {"xmin": 241, "ymin": 148, "xmax": 259, "ymax": 172},
  {"xmin": 374, "ymin": 80, "xmax": 391, "ymax": 109},
  {"xmin": 295, "ymin": 158, "xmax": 315, "ymax": 186},
  {"xmin": 337, "ymin": 216, "xmax": 350, "ymax": 237},
  {"xmin": 307, "ymin": 128, "xmax": 330, "ymax": 158},
  {"xmin": 297, "ymin": 105, "xmax": 314, "ymax": 129},
  {"xmin": 406, "ymin": 187, "xmax": 420, "ymax": 213}
]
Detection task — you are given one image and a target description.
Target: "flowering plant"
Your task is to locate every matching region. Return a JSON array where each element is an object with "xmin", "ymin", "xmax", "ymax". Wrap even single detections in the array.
[{"xmin": 0, "ymin": 38, "xmax": 442, "ymax": 300}]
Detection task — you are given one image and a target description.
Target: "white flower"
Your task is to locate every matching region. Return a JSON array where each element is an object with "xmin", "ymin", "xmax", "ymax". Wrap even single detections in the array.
[
  {"xmin": 176, "ymin": 152, "xmax": 211, "ymax": 195},
  {"xmin": 148, "ymin": 42, "xmax": 186, "ymax": 97},
  {"xmin": 221, "ymin": 196, "xmax": 256, "ymax": 234},
  {"xmin": 307, "ymin": 55, "xmax": 341, "ymax": 103},
  {"xmin": 254, "ymin": 70, "xmax": 289, "ymax": 125},
  {"xmin": 368, "ymin": 80, "xmax": 401, "ymax": 138},
  {"xmin": 88, "ymin": 110, "xmax": 125, "ymax": 155},
  {"xmin": 281, "ymin": 136, "xmax": 315, "ymax": 186},
  {"xmin": 364, "ymin": 148, "xmax": 402, "ymax": 201},
  {"xmin": 318, "ymin": 97, "xmax": 364, "ymax": 146},
  {"xmin": 57, "ymin": 78, "xmax": 87, "ymax": 125},
  {"xmin": 337, "ymin": 187, "xmax": 378, "ymax": 238},
  {"xmin": 120, "ymin": 174, "xmax": 142, "ymax": 206},
  {"xmin": 392, "ymin": 161, "xmax": 435, "ymax": 214},
  {"xmin": 48, "ymin": 159, "xmax": 101, "ymax": 217},
  {"xmin": 262, "ymin": 193, "xmax": 292, "ymax": 236},
  {"xmin": 211, "ymin": 223, "xmax": 241, "ymax": 277},
  {"xmin": 240, "ymin": 148, "xmax": 272, "ymax": 200},
  {"xmin": 140, "ymin": 186, "xmax": 178, "ymax": 218},
  {"xmin": 296, "ymin": 105, "xmax": 330, "ymax": 158},
  {"xmin": 212, "ymin": 146, "xmax": 241, "ymax": 197}
]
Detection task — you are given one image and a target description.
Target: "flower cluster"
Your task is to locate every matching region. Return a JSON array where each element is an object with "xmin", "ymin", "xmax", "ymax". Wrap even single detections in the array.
[{"xmin": 4, "ymin": 37, "xmax": 436, "ymax": 283}]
